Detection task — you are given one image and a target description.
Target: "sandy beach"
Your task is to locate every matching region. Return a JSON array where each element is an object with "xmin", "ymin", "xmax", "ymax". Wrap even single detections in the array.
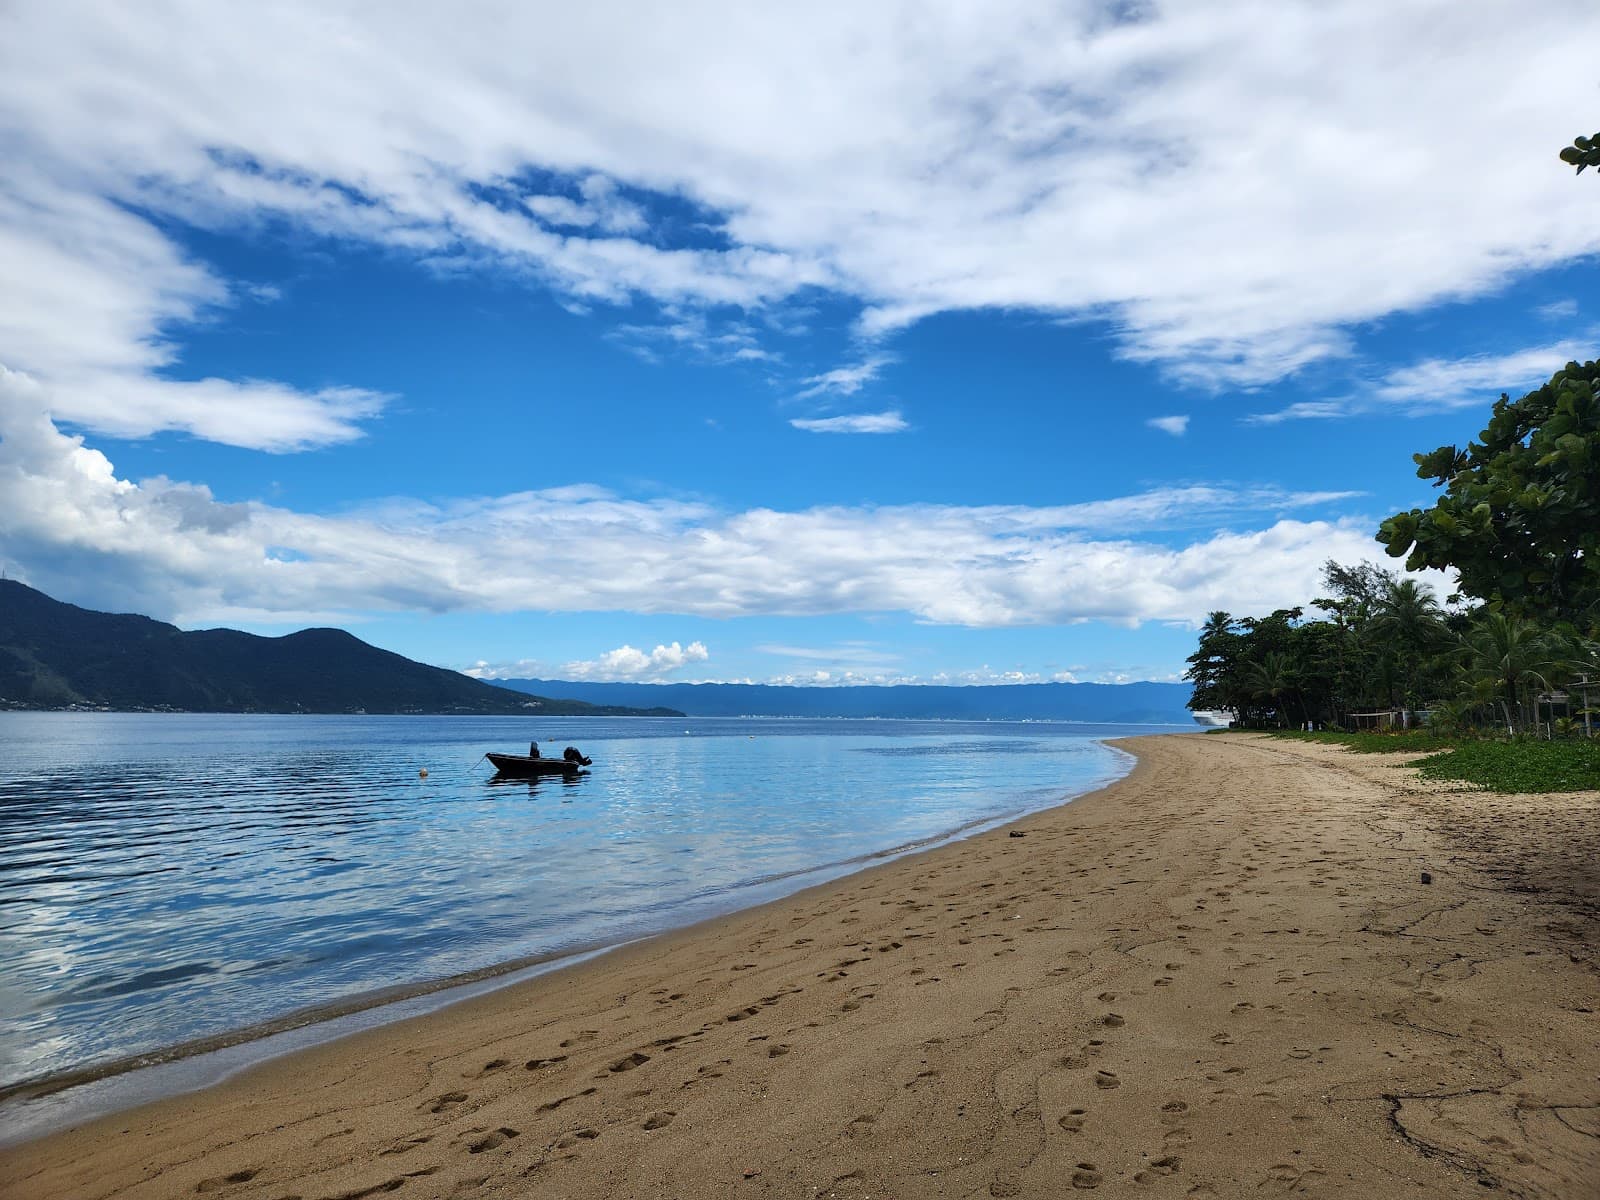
[{"xmin": 2, "ymin": 732, "xmax": 1596, "ymax": 1199}]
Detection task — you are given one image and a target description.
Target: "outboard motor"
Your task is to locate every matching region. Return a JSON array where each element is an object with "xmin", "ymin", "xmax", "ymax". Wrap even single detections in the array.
[{"xmin": 562, "ymin": 746, "xmax": 592, "ymax": 766}]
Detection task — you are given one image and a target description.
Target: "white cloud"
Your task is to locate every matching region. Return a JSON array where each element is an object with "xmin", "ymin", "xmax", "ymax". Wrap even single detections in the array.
[
  {"xmin": 610, "ymin": 308, "xmax": 780, "ymax": 365},
  {"xmin": 6, "ymin": 0, "xmax": 1594, "ymax": 410},
  {"xmin": 0, "ymin": 386, "xmax": 1434, "ymax": 632},
  {"xmin": 797, "ymin": 356, "xmax": 895, "ymax": 398},
  {"xmin": 1536, "ymin": 299, "xmax": 1579, "ymax": 321},
  {"xmin": 525, "ymin": 175, "xmax": 647, "ymax": 234},
  {"xmin": 560, "ymin": 641, "xmax": 710, "ymax": 681},
  {"xmin": 790, "ymin": 410, "xmax": 908, "ymax": 434},
  {"xmin": 756, "ymin": 642, "xmax": 900, "ymax": 666},
  {"xmin": 1252, "ymin": 339, "xmax": 1593, "ymax": 422},
  {"xmin": 0, "ymin": 166, "xmax": 390, "ymax": 450},
  {"xmin": 1146, "ymin": 415, "xmax": 1189, "ymax": 436}
]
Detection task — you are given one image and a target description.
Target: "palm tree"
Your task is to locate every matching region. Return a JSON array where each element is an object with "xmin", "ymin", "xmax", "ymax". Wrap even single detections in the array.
[
  {"xmin": 1245, "ymin": 651, "xmax": 1298, "ymax": 729},
  {"xmin": 1455, "ymin": 612, "xmax": 1567, "ymax": 736},
  {"xmin": 1370, "ymin": 577, "xmax": 1448, "ymax": 718}
]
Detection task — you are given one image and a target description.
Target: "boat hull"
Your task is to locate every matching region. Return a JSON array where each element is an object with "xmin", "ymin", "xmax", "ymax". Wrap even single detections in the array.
[{"xmin": 487, "ymin": 752, "xmax": 585, "ymax": 777}]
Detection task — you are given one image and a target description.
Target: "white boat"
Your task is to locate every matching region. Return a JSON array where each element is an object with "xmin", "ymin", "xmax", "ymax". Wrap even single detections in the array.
[{"xmin": 1191, "ymin": 710, "xmax": 1234, "ymax": 729}]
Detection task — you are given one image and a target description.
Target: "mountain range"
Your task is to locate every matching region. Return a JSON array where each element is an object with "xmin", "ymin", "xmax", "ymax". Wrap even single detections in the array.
[
  {"xmin": 494, "ymin": 678, "xmax": 1196, "ymax": 724},
  {"xmin": 0, "ymin": 581, "xmax": 679, "ymax": 716}
]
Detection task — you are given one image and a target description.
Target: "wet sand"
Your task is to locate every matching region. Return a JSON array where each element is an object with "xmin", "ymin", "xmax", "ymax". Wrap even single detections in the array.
[{"xmin": 2, "ymin": 733, "xmax": 1596, "ymax": 1199}]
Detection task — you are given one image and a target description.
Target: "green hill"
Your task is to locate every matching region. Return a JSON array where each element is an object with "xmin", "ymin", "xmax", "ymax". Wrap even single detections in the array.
[{"xmin": 0, "ymin": 581, "xmax": 679, "ymax": 716}]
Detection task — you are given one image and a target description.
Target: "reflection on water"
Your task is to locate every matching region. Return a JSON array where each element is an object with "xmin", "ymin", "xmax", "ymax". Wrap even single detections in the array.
[{"xmin": 0, "ymin": 713, "xmax": 1162, "ymax": 1086}]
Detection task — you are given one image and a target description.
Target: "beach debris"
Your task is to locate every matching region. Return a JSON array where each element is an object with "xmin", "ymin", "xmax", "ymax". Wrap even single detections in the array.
[
  {"xmin": 1009, "ymin": 830, "xmax": 1027, "ymax": 838},
  {"xmin": 742, "ymin": 1167, "xmax": 762, "ymax": 1178},
  {"xmin": 418, "ymin": 768, "xmax": 428, "ymax": 778},
  {"xmin": 1420, "ymin": 871, "xmax": 1433, "ymax": 885}
]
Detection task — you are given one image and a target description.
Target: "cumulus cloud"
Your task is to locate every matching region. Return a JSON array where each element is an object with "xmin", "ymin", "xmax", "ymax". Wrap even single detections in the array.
[
  {"xmin": 1252, "ymin": 339, "xmax": 1594, "ymax": 422},
  {"xmin": 0, "ymin": 387, "xmax": 1434, "ymax": 632},
  {"xmin": 4, "ymin": 0, "xmax": 1595, "ymax": 414},
  {"xmin": 790, "ymin": 410, "xmax": 908, "ymax": 434},
  {"xmin": 1146, "ymin": 415, "xmax": 1189, "ymax": 436},
  {"xmin": 558, "ymin": 641, "xmax": 710, "ymax": 681}
]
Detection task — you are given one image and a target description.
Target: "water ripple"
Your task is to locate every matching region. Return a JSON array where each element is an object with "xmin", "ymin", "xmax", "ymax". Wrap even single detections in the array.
[{"xmin": 0, "ymin": 712, "xmax": 1159, "ymax": 1087}]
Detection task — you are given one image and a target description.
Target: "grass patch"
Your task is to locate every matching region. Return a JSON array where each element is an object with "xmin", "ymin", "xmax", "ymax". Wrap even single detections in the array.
[
  {"xmin": 1409, "ymin": 740, "xmax": 1600, "ymax": 793},
  {"xmin": 1268, "ymin": 729, "xmax": 1459, "ymax": 754},
  {"xmin": 1264, "ymin": 728, "xmax": 1600, "ymax": 791}
]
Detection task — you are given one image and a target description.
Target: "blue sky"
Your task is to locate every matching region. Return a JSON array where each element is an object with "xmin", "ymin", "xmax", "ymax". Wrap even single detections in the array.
[{"xmin": 1, "ymin": 2, "xmax": 1597, "ymax": 687}]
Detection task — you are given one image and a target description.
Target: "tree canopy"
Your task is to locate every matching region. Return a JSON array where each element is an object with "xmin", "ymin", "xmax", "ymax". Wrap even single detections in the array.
[
  {"xmin": 1376, "ymin": 359, "xmax": 1600, "ymax": 625},
  {"xmin": 1559, "ymin": 132, "xmax": 1600, "ymax": 174}
]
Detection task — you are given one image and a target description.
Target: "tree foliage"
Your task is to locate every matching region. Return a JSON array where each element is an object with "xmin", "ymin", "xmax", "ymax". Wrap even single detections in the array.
[
  {"xmin": 1377, "ymin": 359, "xmax": 1600, "ymax": 624},
  {"xmin": 1193, "ymin": 358, "xmax": 1600, "ymax": 739},
  {"xmin": 1559, "ymin": 131, "xmax": 1600, "ymax": 175},
  {"xmin": 1184, "ymin": 564, "xmax": 1458, "ymax": 729}
]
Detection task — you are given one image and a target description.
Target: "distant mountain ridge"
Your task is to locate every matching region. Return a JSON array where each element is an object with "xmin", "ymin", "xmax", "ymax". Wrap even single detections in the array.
[
  {"xmin": 495, "ymin": 677, "xmax": 1195, "ymax": 723},
  {"xmin": 0, "ymin": 582, "xmax": 680, "ymax": 716}
]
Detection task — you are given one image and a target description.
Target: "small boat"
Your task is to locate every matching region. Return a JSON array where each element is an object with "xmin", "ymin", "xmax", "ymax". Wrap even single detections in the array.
[{"xmin": 486, "ymin": 752, "xmax": 589, "ymax": 777}]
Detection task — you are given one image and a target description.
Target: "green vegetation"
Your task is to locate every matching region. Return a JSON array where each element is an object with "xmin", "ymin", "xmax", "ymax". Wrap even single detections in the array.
[
  {"xmin": 1270, "ymin": 729, "xmax": 1460, "ymax": 754},
  {"xmin": 1264, "ymin": 729, "xmax": 1600, "ymax": 792},
  {"xmin": 1560, "ymin": 131, "xmax": 1600, "ymax": 175},
  {"xmin": 1182, "ymin": 561, "xmax": 1587, "ymax": 732},
  {"xmin": 1189, "ymin": 359, "xmax": 1599, "ymax": 792},
  {"xmin": 1410, "ymin": 740, "xmax": 1600, "ymax": 793},
  {"xmin": 1378, "ymin": 359, "xmax": 1600, "ymax": 624}
]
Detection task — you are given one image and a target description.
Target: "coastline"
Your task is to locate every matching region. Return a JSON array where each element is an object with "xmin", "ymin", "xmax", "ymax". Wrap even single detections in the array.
[
  {"xmin": 0, "ymin": 739, "xmax": 1134, "ymax": 1133},
  {"xmin": 2, "ymin": 733, "xmax": 1594, "ymax": 1198}
]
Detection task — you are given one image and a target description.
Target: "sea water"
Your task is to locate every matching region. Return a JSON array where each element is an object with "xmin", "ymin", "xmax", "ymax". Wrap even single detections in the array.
[{"xmin": 0, "ymin": 713, "xmax": 1169, "ymax": 1091}]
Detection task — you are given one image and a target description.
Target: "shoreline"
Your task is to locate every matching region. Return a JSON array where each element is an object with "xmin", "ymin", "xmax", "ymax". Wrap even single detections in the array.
[
  {"xmin": 3, "ymin": 733, "xmax": 1594, "ymax": 1198},
  {"xmin": 0, "ymin": 740, "xmax": 1138, "ymax": 1139}
]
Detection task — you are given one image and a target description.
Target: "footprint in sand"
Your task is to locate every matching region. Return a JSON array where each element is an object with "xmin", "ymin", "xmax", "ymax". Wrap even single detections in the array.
[
  {"xmin": 427, "ymin": 1091, "xmax": 469, "ymax": 1114},
  {"xmin": 768, "ymin": 1043, "xmax": 792, "ymax": 1058},
  {"xmin": 1058, "ymin": 1108, "xmax": 1088, "ymax": 1132},
  {"xmin": 608, "ymin": 1052, "xmax": 651, "ymax": 1072},
  {"xmin": 537, "ymin": 1087, "xmax": 597, "ymax": 1112},
  {"xmin": 989, "ymin": 1170, "xmax": 1023, "ymax": 1196},
  {"xmin": 474, "ymin": 1058, "xmax": 509, "ymax": 1077},
  {"xmin": 1094, "ymin": 1071, "xmax": 1121, "ymax": 1089},
  {"xmin": 467, "ymin": 1127, "xmax": 520, "ymax": 1154},
  {"xmin": 642, "ymin": 1111, "xmax": 676, "ymax": 1130},
  {"xmin": 195, "ymin": 1168, "xmax": 258, "ymax": 1192},
  {"xmin": 1102, "ymin": 1013, "xmax": 1126, "ymax": 1027},
  {"xmin": 555, "ymin": 1128, "xmax": 600, "ymax": 1149},
  {"xmin": 378, "ymin": 1136, "xmax": 432, "ymax": 1157},
  {"xmin": 1264, "ymin": 1164, "xmax": 1327, "ymax": 1189},
  {"xmin": 1071, "ymin": 1162, "xmax": 1102, "ymax": 1189},
  {"xmin": 560, "ymin": 1030, "xmax": 599, "ymax": 1048},
  {"xmin": 525, "ymin": 1055, "xmax": 567, "ymax": 1071}
]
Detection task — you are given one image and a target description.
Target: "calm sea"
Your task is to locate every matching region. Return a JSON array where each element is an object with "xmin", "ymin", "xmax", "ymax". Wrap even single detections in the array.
[{"xmin": 0, "ymin": 712, "xmax": 1170, "ymax": 1091}]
